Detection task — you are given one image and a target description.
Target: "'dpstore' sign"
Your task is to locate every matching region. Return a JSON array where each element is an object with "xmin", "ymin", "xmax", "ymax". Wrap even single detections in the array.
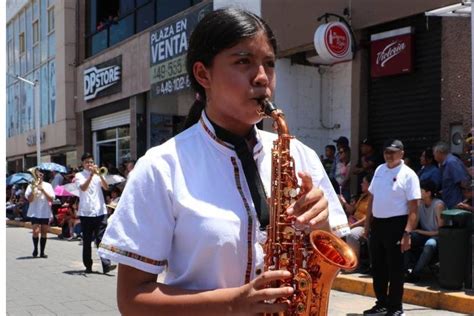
[{"xmin": 370, "ymin": 27, "xmax": 414, "ymax": 78}]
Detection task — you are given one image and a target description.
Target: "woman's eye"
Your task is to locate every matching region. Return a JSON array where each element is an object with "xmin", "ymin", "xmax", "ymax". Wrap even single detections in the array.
[
  {"xmin": 266, "ymin": 60, "xmax": 275, "ymax": 68},
  {"xmin": 236, "ymin": 58, "xmax": 250, "ymax": 65}
]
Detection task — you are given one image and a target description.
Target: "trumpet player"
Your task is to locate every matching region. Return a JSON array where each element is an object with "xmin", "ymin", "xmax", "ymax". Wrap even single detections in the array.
[
  {"xmin": 25, "ymin": 170, "xmax": 55, "ymax": 258},
  {"xmin": 75, "ymin": 153, "xmax": 116, "ymax": 274}
]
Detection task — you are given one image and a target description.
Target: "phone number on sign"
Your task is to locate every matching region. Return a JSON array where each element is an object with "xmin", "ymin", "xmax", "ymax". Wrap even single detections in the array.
[
  {"xmin": 151, "ymin": 55, "xmax": 187, "ymax": 83},
  {"xmin": 153, "ymin": 75, "xmax": 191, "ymax": 95}
]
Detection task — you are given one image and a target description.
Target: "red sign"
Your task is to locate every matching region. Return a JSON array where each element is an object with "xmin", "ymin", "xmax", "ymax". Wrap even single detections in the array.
[
  {"xmin": 314, "ymin": 22, "xmax": 353, "ymax": 64},
  {"xmin": 325, "ymin": 24, "xmax": 350, "ymax": 57},
  {"xmin": 371, "ymin": 28, "xmax": 413, "ymax": 78}
]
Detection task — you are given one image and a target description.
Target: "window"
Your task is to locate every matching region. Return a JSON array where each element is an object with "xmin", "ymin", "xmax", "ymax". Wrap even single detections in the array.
[
  {"xmin": 33, "ymin": 20, "xmax": 39, "ymax": 44},
  {"xmin": 19, "ymin": 32, "xmax": 26, "ymax": 54},
  {"xmin": 47, "ymin": 7, "xmax": 55, "ymax": 33}
]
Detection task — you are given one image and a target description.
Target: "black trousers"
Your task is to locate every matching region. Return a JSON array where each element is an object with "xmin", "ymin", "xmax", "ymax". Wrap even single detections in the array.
[
  {"xmin": 369, "ymin": 215, "xmax": 408, "ymax": 311},
  {"xmin": 79, "ymin": 215, "xmax": 110, "ymax": 270}
]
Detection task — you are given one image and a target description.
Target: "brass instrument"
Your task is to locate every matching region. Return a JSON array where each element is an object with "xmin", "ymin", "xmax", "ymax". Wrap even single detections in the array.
[
  {"xmin": 259, "ymin": 100, "xmax": 357, "ymax": 316},
  {"xmin": 94, "ymin": 166, "xmax": 108, "ymax": 176},
  {"xmin": 28, "ymin": 167, "xmax": 41, "ymax": 197}
]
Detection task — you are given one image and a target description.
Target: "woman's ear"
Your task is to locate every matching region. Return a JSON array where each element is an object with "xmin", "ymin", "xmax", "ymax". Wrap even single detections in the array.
[{"xmin": 193, "ymin": 62, "xmax": 211, "ymax": 89}]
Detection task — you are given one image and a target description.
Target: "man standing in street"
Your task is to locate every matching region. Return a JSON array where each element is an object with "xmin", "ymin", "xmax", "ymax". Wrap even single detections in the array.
[
  {"xmin": 363, "ymin": 139, "xmax": 421, "ymax": 316},
  {"xmin": 75, "ymin": 153, "xmax": 116, "ymax": 274},
  {"xmin": 433, "ymin": 141, "xmax": 471, "ymax": 209}
]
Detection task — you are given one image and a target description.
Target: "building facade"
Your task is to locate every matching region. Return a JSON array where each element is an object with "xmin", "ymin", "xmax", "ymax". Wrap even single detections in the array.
[
  {"xmin": 6, "ymin": 0, "xmax": 470, "ymax": 173},
  {"xmin": 6, "ymin": 0, "xmax": 77, "ymax": 172}
]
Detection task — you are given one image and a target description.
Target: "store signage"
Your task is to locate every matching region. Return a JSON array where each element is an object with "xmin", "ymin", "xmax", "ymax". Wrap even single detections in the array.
[
  {"xmin": 84, "ymin": 56, "xmax": 122, "ymax": 101},
  {"xmin": 149, "ymin": 2, "xmax": 212, "ymax": 97},
  {"xmin": 314, "ymin": 22, "xmax": 353, "ymax": 64},
  {"xmin": 26, "ymin": 131, "xmax": 45, "ymax": 146},
  {"xmin": 370, "ymin": 27, "xmax": 413, "ymax": 78}
]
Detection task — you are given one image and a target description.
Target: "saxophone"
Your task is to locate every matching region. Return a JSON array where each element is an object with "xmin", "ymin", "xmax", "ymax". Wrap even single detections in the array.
[{"xmin": 259, "ymin": 100, "xmax": 357, "ymax": 316}]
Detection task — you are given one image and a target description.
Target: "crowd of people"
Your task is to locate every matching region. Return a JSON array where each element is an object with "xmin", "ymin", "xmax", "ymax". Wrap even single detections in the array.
[
  {"xmin": 320, "ymin": 135, "xmax": 473, "ymax": 315},
  {"xmin": 6, "ymin": 158, "xmax": 135, "ymax": 273}
]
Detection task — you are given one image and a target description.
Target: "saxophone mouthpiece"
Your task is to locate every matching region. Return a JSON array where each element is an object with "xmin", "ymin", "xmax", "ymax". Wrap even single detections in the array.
[{"xmin": 259, "ymin": 99, "xmax": 277, "ymax": 116}]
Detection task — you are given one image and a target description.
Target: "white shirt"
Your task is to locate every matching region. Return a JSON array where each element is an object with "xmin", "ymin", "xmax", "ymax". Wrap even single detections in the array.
[
  {"xmin": 74, "ymin": 170, "xmax": 107, "ymax": 217},
  {"xmin": 25, "ymin": 182, "xmax": 55, "ymax": 219},
  {"xmin": 369, "ymin": 161, "xmax": 421, "ymax": 218},
  {"xmin": 99, "ymin": 112, "xmax": 349, "ymax": 290}
]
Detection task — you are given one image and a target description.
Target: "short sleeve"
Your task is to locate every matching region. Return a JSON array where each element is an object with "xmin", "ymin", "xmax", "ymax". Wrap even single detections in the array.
[
  {"xmin": 25, "ymin": 185, "xmax": 32, "ymax": 198},
  {"xmin": 74, "ymin": 172, "xmax": 86, "ymax": 190},
  {"xmin": 294, "ymin": 141, "xmax": 350, "ymax": 237},
  {"xmin": 98, "ymin": 152, "xmax": 175, "ymax": 275},
  {"xmin": 46, "ymin": 183, "xmax": 55, "ymax": 199},
  {"xmin": 405, "ymin": 170, "xmax": 421, "ymax": 201}
]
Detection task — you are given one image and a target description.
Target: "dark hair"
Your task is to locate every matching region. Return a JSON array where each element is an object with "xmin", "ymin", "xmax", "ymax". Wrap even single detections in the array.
[
  {"xmin": 420, "ymin": 179, "xmax": 437, "ymax": 197},
  {"xmin": 363, "ymin": 173, "xmax": 373, "ymax": 184},
  {"xmin": 81, "ymin": 152, "xmax": 93, "ymax": 161},
  {"xmin": 325, "ymin": 145, "xmax": 336, "ymax": 152},
  {"xmin": 423, "ymin": 147, "xmax": 436, "ymax": 164},
  {"xmin": 183, "ymin": 7, "xmax": 277, "ymax": 130}
]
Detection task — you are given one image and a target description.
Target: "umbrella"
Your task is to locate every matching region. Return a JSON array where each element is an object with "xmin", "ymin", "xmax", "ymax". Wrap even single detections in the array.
[
  {"xmin": 54, "ymin": 185, "xmax": 77, "ymax": 197},
  {"xmin": 104, "ymin": 174, "xmax": 126, "ymax": 185},
  {"xmin": 62, "ymin": 183, "xmax": 80, "ymax": 197},
  {"xmin": 37, "ymin": 162, "xmax": 68, "ymax": 173},
  {"xmin": 6, "ymin": 173, "xmax": 33, "ymax": 186}
]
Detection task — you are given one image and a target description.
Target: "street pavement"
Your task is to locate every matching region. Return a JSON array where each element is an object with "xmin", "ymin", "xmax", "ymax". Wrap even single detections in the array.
[{"xmin": 6, "ymin": 226, "xmax": 470, "ymax": 315}]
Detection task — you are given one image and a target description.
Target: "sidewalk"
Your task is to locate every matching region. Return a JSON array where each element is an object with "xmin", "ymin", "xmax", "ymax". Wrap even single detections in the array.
[{"xmin": 7, "ymin": 219, "xmax": 474, "ymax": 315}]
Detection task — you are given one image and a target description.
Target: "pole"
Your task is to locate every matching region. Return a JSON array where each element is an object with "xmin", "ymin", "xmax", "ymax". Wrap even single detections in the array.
[
  {"xmin": 34, "ymin": 80, "xmax": 41, "ymax": 166},
  {"xmin": 13, "ymin": 75, "xmax": 41, "ymax": 165}
]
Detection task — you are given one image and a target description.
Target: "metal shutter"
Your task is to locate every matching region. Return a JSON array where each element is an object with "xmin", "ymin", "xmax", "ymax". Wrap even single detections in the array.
[
  {"xmin": 91, "ymin": 110, "xmax": 130, "ymax": 131},
  {"xmin": 368, "ymin": 15, "xmax": 441, "ymax": 167}
]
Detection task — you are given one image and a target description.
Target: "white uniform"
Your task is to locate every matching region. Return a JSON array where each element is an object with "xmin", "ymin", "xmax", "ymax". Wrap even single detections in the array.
[
  {"xmin": 369, "ymin": 161, "xmax": 421, "ymax": 218},
  {"xmin": 25, "ymin": 182, "xmax": 55, "ymax": 219},
  {"xmin": 74, "ymin": 170, "xmax": 107, "ymax": 217},
  {"xmin": 99, "ymin": 111, "xmax": 349, "ymax": 290}
]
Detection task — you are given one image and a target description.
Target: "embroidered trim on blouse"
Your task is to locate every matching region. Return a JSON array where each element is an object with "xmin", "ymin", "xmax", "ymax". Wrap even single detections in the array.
[
  {"xmin": 231, "ymin": 156, "xmax": 254, "ymax": 283},
  {"xmin": 200, "ymin": 118, "xmax": 234, "ymax": 150},
  {"xmin": 100, "ymin": 243, "xmax": 168, "ymax": 266}
]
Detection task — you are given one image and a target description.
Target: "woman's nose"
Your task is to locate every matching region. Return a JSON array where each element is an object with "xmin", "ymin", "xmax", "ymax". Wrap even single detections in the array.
[{"xmin": 253, "ymin": 65, "xmax": 269, "ymax": 86}]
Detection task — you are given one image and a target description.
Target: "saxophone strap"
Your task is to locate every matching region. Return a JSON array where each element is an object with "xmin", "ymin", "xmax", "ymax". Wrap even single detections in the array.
[{"xmin": 208, "ymin": 118, "xmax": 269, "ymax": 230}]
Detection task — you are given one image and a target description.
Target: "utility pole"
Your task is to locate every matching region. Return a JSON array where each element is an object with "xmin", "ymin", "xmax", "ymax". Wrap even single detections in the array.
[{"xmin": 13, "ymin": 75, "xmax": 41, "ymax": 166}]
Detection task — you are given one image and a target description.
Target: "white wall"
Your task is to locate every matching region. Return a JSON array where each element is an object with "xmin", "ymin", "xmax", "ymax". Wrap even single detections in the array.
[
  {"xmin": 274, "ymin": 59, "xmax": 352, "ymax": 156},
  {"xmin": 213, "ymin": 0, "xmax": 261, "ymax": 14}
]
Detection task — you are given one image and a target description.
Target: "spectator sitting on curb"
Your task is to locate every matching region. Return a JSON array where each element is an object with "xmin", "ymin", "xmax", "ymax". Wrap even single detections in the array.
[{"xmin": 405, "ymin": 180, "xmax": 445, "ymax": 283}]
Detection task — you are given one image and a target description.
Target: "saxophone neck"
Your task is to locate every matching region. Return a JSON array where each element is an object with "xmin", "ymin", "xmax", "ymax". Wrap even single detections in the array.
[{"xmin": 260, "ymin": 99, "xmax": 290, "ymax": 136}]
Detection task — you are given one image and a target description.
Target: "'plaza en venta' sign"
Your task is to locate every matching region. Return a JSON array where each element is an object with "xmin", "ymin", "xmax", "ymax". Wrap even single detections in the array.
[{"xmin": 149, "ymin": 2, "xmax": 212, "ymax": 97}]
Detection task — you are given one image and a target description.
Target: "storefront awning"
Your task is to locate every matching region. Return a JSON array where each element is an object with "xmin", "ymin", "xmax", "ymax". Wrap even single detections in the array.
[{"xmin": 425, "ymin": 0, "xmax": 471, "ymax": 17}]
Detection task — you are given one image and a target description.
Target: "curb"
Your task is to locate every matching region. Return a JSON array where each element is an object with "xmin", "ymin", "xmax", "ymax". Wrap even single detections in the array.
[
  {"xmin": 7, "ymin": 220, "xmax": 62, "ymax": 235},
  {"xmin": 333, "ymin": 273, "xmax": 474, "ymax": 314},
  {"xmin": 6, "ymin": 220, "xmax": 473, "ymax": 314}
]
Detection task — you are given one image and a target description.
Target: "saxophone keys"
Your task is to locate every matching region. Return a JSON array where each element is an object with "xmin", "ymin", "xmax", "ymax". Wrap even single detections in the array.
[{"xmin": 289, "ymin": 188, "xmax": 298, "ymax": 198}]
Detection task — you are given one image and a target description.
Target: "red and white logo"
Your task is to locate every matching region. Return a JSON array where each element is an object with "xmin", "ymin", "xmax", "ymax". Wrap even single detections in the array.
[
  {"xmin": 370, "ymin": 27, "xmax": 413, "ymax": 78},
  {"xmin": 314, "ymin": 22, "xmax": 353, "ymax": 64},
  {"xmin": 376, "ymin": 41, "xmax": 406, "ymax": 67}
]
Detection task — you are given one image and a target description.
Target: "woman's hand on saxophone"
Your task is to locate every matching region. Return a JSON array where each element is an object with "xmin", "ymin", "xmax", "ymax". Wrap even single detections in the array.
[
  {"xmin": 231, "ymin": 270, "xmax": 293, "ymax": 315},
  {"xmin": 286, "ymin": 171, "xmax": 329, "ymax": 230}
]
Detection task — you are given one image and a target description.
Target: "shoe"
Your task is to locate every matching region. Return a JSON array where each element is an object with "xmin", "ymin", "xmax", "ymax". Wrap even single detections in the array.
[
  {"xmin": 405, "ymin": 272, "xmax": 420, "ymax": 283},
  {"xmin": 40, "ymin": 253, "xmax": 48, "ymax": 258},
  {"xmin": 85, "ymin": 267, "xmax": 93, "ymax": 273},
  {"xmin": 103, "ymin": 264, "xmax": 117, "ymax": 274},
  {"xmin": 386, "ymin": 309, "xmax": 405, "ymax": 316},
  {"xmin": 32, "ymin": 250, "xmax": 38, "ymax": 257},
  {"xmin": 363, "ymin": 304, "xmax": 387, "ymax": 315}
]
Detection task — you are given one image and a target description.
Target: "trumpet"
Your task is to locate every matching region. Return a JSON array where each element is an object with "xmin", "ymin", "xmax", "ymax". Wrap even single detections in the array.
[{"xmin": 93, "ymin": 166, "xmax": 108, "ymax": 177}]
